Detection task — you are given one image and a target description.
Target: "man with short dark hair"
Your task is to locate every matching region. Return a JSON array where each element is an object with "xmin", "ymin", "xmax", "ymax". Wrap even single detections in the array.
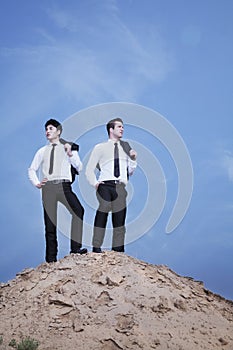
[
  {"xmin": 28, "ymin": 119, "xmax": 87, "ymax": 263},
  {"xmin": 86, "ymin": 118, "xmax": 137, "ymax": 253}
]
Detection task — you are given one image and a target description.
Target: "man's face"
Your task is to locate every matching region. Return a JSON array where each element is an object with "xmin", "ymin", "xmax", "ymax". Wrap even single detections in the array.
[
  {"xmin": 112, "ymin": 121, "xmax": 124, "ymax": 139},
  {"xmin": 45, "ymin": 125, "xmax": 60, "ymax": 141}
]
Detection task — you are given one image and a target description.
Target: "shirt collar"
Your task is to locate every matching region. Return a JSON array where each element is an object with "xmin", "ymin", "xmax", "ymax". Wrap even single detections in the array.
[
  {"xmin": 108, "ymin": 139, "xmax": 120, "ymax": 145},
  {"xmin": 48, "ymin": 141, "xmax": 60, "ymax": 146}
]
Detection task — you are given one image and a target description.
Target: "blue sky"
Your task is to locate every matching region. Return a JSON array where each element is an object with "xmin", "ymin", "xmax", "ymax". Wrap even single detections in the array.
[{"xmin": 1, "ymin": 0, "xmax": 233, "ymax": 300}]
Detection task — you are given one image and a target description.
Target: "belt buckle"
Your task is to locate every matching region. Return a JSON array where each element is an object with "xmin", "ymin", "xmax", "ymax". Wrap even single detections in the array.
[
  {"xmin": 53, "ymin": 180, "xmax": 60, "ymax": 184},
  {"xmin": 52, "ymin": 179, "xmax": 61, "ymax": 184}
]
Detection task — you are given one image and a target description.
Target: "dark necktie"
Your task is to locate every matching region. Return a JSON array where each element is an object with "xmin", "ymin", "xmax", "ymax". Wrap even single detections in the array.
[
  {"xmin": 49, "ymin": 144, "xmax": 56, "ymax": 175},
  {"xmin": 114, "ymin": 142, "xmax": 120, "ymax": 178}
]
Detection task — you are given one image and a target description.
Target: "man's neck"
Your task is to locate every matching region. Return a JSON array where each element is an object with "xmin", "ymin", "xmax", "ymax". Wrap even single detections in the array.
[
  {"xmin": 109, "ymin": 136, "xmax": 121, "ymax": 142},
  {"xmin": 49, "ymin": 137, "xmax": 60, "ymax": 144}
]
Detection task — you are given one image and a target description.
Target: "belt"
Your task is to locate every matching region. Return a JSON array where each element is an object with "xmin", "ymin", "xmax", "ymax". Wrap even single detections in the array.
[
  {"xmin": 46, "ymin": 179, "xmax": 71, "ymax": 185},
  {"xmin": 102, "ymin": 180, "xmax": 125, "ymax": 186}
]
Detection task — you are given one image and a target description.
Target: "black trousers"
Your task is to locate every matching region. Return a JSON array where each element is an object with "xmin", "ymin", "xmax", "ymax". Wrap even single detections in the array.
[
  {"xmin": 93, "ymin": 182, "xmax": 127, "ymax": 252},
  {"xmin": 42, "ymin": 181, "xmax": 84, "ymax": 262}
]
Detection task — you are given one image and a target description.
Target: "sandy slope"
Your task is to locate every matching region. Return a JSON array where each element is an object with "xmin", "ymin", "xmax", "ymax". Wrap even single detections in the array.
[{"xmin": 0, "ymin": 251, "xmax": 232, "ymax": 349}]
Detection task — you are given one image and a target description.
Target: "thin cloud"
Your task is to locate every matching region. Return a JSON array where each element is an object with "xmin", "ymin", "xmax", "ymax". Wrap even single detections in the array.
[
  {"xmin": 223, "ymin": 151, "xmax": 233, "ymax": 182},
  {"xmin": 42, "ymin": 2, "xmax": 174, "ymax": 100},
  {"xmin": 0, "ymin": 1, "xmax": 174, "ymax": 124},
  {"xmin": 45, "ymin": 6, "xmax": 81, "ymax": 32}
]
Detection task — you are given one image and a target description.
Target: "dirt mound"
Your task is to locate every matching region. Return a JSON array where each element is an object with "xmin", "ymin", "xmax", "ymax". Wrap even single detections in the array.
[{"xmin": 0, "ymin": 251, "xmax": 232, "ymax": 349}]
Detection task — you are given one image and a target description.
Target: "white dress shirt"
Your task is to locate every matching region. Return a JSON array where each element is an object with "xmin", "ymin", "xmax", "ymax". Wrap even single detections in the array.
[
  {"xmin": 28, "ymin": 141, "xmax": 83, "ymax": 187},
  {"xmin": 85, "ymin": 139, "xmax": 137, "ymax": 187}
]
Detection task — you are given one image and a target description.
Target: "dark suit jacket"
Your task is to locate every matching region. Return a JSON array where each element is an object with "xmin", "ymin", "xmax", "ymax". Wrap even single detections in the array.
[{"xmin": 60, "ymin": 138, "xmax": 79, "ymax": 183}]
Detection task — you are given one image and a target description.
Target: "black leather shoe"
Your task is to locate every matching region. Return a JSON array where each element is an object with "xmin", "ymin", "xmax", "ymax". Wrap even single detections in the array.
[
  {"xmin": 112, "ymin": 246, "xmax": 124, "ymax": 252},
  {"xmin": 71, "ymin": 248, "xmax": 88, "ymax": 255},
  {"xmin": 92, "ymin": 247, "xmax": 102, "ymax": 253}
]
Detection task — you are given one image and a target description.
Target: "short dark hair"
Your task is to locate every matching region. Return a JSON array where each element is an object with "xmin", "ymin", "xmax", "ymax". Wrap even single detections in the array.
[
  {"xmin": 106, "ymin": 117, "xmax": 123, "ymax": 136},
  {"xmin": 44, "ymin": 119, "xmax": 62, "ymax": 134}
]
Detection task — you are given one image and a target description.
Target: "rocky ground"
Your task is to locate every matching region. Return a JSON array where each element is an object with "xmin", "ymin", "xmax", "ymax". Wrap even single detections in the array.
[{"xmin": 0, "ymin": 251, "xmax": 232, "ymax": 349}]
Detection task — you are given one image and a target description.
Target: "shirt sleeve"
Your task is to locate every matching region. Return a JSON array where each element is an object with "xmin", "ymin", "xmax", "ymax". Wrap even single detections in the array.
[
  {"xmin": 85, "ymin": 145, "xmax": 99, "ymax": 187},
  {"xmin": 28, "ymin": 147, "xmax": 45, "ymax": 187},
  {"xmin": 127, "ymin": 157, "xmax": 137, "ymax": 176},
  {"xmin": 68, "ymin": 151, "xmax": 83, "ymax": 172}
]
